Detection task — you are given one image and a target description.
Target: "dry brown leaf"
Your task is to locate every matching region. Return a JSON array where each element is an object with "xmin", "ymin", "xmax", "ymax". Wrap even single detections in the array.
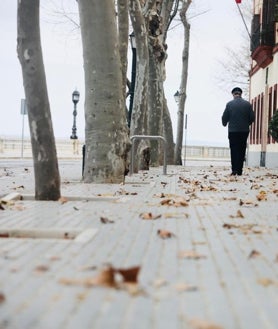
[
  {"xmin": 157, "ymin": 229, "xmax": 176, "ymax": 239},
  {"xmin": 229, "ymin": 209, "xmax": 244, "ymax": 218},
  {"xmin": 139, "ymin": 212, "xmax": 161, "ymax": 220},
  {"xmin": 58, "ymin": 196, "xmax": 68, "ymax": 204},
  {"xmin": 223, "ymin": 197, "xmax": 237, "ymax": 201},
  {"xmin": 116, "ymin": 266, "xmax": 140, "ymax": 283},
  {"xmin": 114, "ymin": 188, "xmax": 137, "ymax": 196},
  {"xmin": 59, "ymin": 265, "xmax": 141, "ymax": 291},
  {"xmin": 256, "ymin": 190, "xmax": 267, "ymax": 201},
  {"xmin": 88, "ymin": 266, "xmax": 116, "ymax": 287},
  {"xmin": 250, "ymin": 183, "xmax": 262, "ymax": 190},
  {"xmin": 223, "ymin": 223, "xmax": 261, "ymax": 234},
  {"xmin": 160, "ymin": 196, "xmax": 189, "ymax": 207},
  {"xmin": 34, "ymin": 265, "xmax": 50, "ymax": 273},
  {"xmin": 248, "ymin": 249, "xmax": 261, "ymax": 259},
  {"xmin": 189, "ymin": 318, "xmax": 224, "ymax": 329},
  {"xmin": 222, "ymin": 223, "xmax": 239, "ymax": 230},
  {"xmin": 257, "ymin": 278, "xmax": 276, "ymax": 287},
  {"xmin": 178, "ymin": 250, "xmax": 206, "ymax": 260},
  {"xmin": 100, "ymin": 216, "xmax": 114, "ymax": 224},
  {"xmin": 239, "ymin": 199, "xmax": 258, "ymax": 207},
  {"xmin": 0, "ymin": 292, "xmax": 5, "ymax": 304}
]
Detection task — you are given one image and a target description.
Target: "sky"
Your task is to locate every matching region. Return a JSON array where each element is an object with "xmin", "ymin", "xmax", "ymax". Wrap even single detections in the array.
[{"xmin": 0, "ymin": 0, "xmax": 251, "ymax": 146}]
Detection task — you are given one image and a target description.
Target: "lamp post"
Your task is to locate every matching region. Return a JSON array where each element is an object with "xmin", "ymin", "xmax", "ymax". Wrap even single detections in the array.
[
  {"xmin": 128, "ymin": 31, "xmax": 137, "ymax": 128},
  {"xmin": 70, "ymin": 89, "xmax": 80, "ymax": 140}
]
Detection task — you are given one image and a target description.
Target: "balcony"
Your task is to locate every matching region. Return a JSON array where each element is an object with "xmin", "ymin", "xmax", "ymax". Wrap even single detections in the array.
[{"xmin": 251, "ymin": 45, "xmax": 273, "ymax": 68}]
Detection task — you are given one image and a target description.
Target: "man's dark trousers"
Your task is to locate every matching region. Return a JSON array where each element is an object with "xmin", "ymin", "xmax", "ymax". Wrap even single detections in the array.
[{"xmin": 228, "ymin": 131, "xmax": 249, "ymax": 175}]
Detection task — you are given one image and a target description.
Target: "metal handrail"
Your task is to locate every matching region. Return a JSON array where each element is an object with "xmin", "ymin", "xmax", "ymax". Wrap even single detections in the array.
[{"xmin": 130, "ymin": 135, "xmax": 167, "ymax": 175}]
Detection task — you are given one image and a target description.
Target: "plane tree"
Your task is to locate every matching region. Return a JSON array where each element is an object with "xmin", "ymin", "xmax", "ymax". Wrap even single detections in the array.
[{"xmin": 17, "ymin": 0, "xmax": 61, "ymax": 200}]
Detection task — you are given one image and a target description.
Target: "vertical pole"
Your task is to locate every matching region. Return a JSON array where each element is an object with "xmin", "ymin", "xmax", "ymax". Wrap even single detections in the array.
[{"xmin": 21, "ymin": 112, "xmax": 25, "ymax": 158}]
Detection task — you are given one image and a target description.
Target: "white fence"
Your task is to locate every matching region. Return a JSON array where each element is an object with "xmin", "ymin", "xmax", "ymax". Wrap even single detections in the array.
[{"xmin": 0, "ymin": 138, "xmax": 230, "ymax": 161}]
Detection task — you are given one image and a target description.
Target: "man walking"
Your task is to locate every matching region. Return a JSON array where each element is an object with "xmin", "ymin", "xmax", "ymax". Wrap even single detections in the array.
[{"xmin": 222, "ymin": 87, "xmax": 255, "ymax": 176}]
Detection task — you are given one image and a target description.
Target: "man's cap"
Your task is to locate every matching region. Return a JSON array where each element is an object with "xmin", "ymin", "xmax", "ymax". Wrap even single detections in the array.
[{"xmin": 231, "ymin": 87, "xmax": 242, "ymax": 94}]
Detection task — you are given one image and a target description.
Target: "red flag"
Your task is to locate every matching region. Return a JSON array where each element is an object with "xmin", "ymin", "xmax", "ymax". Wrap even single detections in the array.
[{"xmin": 235, "ymin": 0, "xmax": 241, "ymax": 3}]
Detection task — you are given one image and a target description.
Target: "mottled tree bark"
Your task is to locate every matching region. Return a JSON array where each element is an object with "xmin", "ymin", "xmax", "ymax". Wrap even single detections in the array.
[
  {"xmin": 78, "ymin": 0, "xmax": 130, "ymax": 183},
  {"xmin": 17, "ymin": 0, "xmax": 60, "ymax": 200},
  {"xmin": 174, "ymin": 0, "xmax": 191, "ymax": 165}
]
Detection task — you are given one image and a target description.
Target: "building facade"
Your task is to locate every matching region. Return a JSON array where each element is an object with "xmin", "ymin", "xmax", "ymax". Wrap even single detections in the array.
[{"xmin": 248, "ymin": 0, "xmax": 278, "ymax": 167}]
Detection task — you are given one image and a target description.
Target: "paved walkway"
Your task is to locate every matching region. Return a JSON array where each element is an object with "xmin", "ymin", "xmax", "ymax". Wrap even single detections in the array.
[{"xmin": 0, "ymin": 159, "xmax": 277, "ymax": 329}]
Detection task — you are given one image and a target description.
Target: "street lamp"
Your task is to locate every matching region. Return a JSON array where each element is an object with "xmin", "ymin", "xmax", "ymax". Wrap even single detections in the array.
[
  {"xmin": 128, "ymin": 31, "xmax": 137, "ymax": 128},
  {"xmin": 70, "ymin": 89, "xmax": 80, "ymax": 140}
]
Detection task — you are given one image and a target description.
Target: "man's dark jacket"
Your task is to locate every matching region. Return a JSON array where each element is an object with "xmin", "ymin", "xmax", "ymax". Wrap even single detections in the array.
[{"xmin": 222, "ymin": 97, "xmax": 255, "ymax": 132}]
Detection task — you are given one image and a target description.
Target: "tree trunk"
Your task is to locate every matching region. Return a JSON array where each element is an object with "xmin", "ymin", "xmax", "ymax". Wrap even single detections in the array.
[
  {"xmin": 129, "ymin": 0, "xmax": 150, "ymax": 172},
  {"xmin": 17, "ymin": 0, "xmax": 61, "ymax": 200},
  {"xmin": 163, "ymin": 94, "xmax": 175, "ymax": 164},
  {"xmin": 174, "ymin": 0, "xmax": 191, "ymax": 165},
  {"xmin": 78, "ymin": 0, "xmax": 130, "ymax": 183},
  {"xmin": 117, "ymin": 0, "xmax": 129, "ymax": 106}
]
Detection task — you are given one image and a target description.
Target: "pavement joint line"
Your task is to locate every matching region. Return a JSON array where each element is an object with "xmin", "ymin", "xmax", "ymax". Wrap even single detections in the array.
[{"xmin": 0, "ymin": 228, "xmax": 98, "ymax": 243}]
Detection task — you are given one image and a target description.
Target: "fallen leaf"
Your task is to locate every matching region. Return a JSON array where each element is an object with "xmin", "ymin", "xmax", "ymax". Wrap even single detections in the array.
[
  {"xmin": 114, "ymin": 188, "xmax": 137, "ymax": 196},
  {"xmin": 222, "ymin": 223, "xmax": 239, "ymax": 230},
  {"xmin": 160, "ymin": 196, "xmax": 189, "ymax": 207},
  {"xmin": 139, "ymin": 212, "xmax": 161, "ymax": 220},
  {"xmin": 0, "ymin": 292, "xmax": 5, "ymax": 304},
  {"xmin": 223, "ymin": 197, "xmax": 237, "ymax": 201},
  {"xmin": 257, "ymin": 278, "xmax": 276, "ymax": 287},
  {"xmin": 116, "ymin": 266, "xmax": 140, "ymax": 283},
  {"xmin": 248, "ymin": 249, "xmax": 261, "ymax": 259},
  {"xmin": 157, "ymin": 229, "xmax": 176, "ymax": 239},
  {"xmin": 58, "ymin": 196, "xmax": 68, "ymax": 204},
  {"xmin": 100, "ymin": 216, "xmax": 115, "ymax": 224},
  {"xmin": 59, "ymin": 264, "xmax": 141, "ymax": 291},
  {"xmin": 239, "ymin": 199, "xmax": 258, "ymax": 207},
  {"xmin": 229, "ymin": 209, "xmax": 244, "ymax": 218},
  {"xmin": 178, "ymin": 250, "xmax": 206, "ymax": 260},
  {"xmin": 88, "ymin": 266, "xmax": 116, "ymax": 287},
  {"xmin": 256, "ymin": 190, "xmax": 267, "ymax": 201},
  {"xmin": 34, "ymin": 265, "xmax": 50, "ymax": 273}
]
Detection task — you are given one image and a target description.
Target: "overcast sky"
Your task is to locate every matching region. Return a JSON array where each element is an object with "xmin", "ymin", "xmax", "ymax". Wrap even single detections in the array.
[{"xmin": 0, "ymin": 0, "xmax": 251, "ymax": 146}]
